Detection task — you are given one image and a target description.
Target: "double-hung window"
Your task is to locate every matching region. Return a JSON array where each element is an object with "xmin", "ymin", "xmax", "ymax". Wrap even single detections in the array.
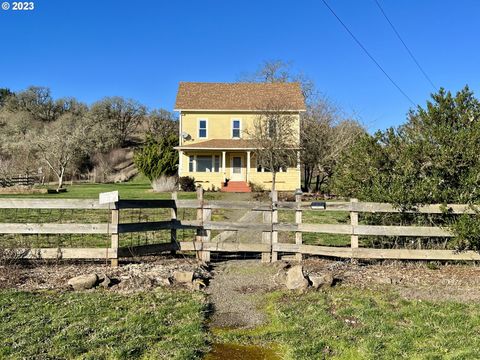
[
  {"xmin": 198, "ymin": 119, "xmax": 207, "ymax": 138},
  {"xmin": 232, "ymin": 119, "xmax": 241, "ymax": 138}
]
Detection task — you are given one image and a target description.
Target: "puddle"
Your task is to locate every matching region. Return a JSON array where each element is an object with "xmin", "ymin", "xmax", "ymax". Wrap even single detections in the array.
[{"xmin": 204, "ymin": 342, "xmax": 280, "ymax": 360}]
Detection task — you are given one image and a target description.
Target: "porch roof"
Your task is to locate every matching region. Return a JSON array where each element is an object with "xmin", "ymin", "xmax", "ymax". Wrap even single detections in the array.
[{"xmin": 175, "ymin": 139, "xmax": 257, "ymax": 151}]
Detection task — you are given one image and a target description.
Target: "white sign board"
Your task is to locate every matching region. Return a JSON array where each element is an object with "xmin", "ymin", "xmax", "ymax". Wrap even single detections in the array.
[{"xmin": 99, "ymin": 191, "xmax": 119, "ymax": 204}]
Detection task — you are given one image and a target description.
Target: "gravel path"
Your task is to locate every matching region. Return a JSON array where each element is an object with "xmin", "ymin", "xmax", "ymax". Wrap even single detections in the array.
[{"xmin": 206, "ymin": 260, "xmax": 284, "ymax": 328}]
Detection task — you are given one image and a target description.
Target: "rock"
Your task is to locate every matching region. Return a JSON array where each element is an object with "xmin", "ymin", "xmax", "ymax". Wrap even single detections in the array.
[
  {"xmin": 99, "ymin": 274, "xmax": 112, "ymax": 288},
  {"xmin": 373, "ymin": 276, "xmax": 393, "ymax": 285},
  {"xmin": 190, "ymin": 278, "xmax": 206, "ymax": 291},
  {"xmin": 160, "ymin": 277, "xmax": 172, "ymax": 286},
  {"xmin": 286, "ymin": 265, "xmax": 309, "ymax": 290},
  {"xmin": 173, "ymin": 271, "xmax": 194, "ymax": 283},
  {"xmin": 309, "ymin": 273, "xmax": 334, "ymax": 289},
  {"xmin": 67, "ymin": 274, "xmax": 98, "ymax": 290},
  {"xmin": 274, "ymin": 269, "xmax": 288, "ymax": 286}
]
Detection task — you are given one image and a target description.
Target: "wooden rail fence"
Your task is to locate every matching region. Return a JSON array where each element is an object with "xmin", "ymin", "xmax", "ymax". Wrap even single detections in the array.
[{"xmin": 1, "ymin": 189, "xmax": 480, "ymax": 266}]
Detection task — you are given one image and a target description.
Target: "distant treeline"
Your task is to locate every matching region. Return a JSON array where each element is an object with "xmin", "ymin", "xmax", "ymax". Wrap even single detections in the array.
[{"xmin": 0, "ymin": 86, "xmax": 178, "ymax": 189}]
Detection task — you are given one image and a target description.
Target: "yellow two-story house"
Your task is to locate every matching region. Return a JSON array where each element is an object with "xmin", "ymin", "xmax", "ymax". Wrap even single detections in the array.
[{"xmin": 174, "ymin": 82, "xmax": 305, "ymax": 192}]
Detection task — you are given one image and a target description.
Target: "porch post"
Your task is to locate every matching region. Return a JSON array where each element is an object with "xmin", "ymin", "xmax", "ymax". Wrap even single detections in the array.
[
  {"xmin": 222, "ymin": 151, "xmax": 226, "ymax": 182},
  {"xmin": 246, "ymin": 151, "xmax": 251, "ymax": 183}
]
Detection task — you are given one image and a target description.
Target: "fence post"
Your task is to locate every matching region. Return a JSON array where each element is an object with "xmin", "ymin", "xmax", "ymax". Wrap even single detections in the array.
[
  {"xmin": 350, "ymin": 198, "xmax": 359, "ymax": 257},
  {"xmin": 295, "ymin": 193, "xmax": 303, "ymax": 262},
  {"xmin": 262, "ymin": 209, "xmax": 271, "ymax": 263},
  {"xmin": 110, "ymin": 201, "xmax": 119, "ymax": 267},
  {"xmin": 170, "ymin": 191, "xmax": 178, "ymax": 255},
  {"xmin": 271, "ymin": 190, "xmax": 278, "ymax": 262},
  {"xmin": 196, "ymin": 186, "xmax": 210, "ymax": 262}
]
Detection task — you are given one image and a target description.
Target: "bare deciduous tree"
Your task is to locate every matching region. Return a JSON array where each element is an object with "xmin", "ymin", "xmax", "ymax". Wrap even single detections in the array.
[
  {"xmin": 90, "ymin": 96, "xmax": 147, "ymax": 147},
  {"xmin": 4, "ymin": 86, "xmax": 66, "ymax": 122},
  {"xmin": 248, "ymin": 100, "xmax": 299, "ymax": 191},
  {"xmin": 145, "ymin": 109, "xmax": 178, "ymax": 138},
  {"xmin": 35, "ymin": 113, "xmax": 92, "ymax": 191},
  {"xmin": 239, "ymin": 59, "xmax": 317, "ymax": 104},
  {"xmin": 301, "ymin": 99, "xmax": 364, "ymax": 192}
]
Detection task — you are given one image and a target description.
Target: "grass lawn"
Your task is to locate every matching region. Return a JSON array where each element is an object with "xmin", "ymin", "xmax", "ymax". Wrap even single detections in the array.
[
  {"xmin": 215, "ymin": 287, "xmax": 480, "ymax": 359},
  {"xmin": 0, "ymin": 289, "xmax": 208, "ymax": 360},
  {"xmin": 0, "ymin": 177, "xmax": 355, "ymax": 248},
  {"xmin": 0, "ymin": 175, "xmax": 225, "ymax": 200},
  {"xmin": 279, "ymin": 210, "xmax": 351, "ymax": 247}
]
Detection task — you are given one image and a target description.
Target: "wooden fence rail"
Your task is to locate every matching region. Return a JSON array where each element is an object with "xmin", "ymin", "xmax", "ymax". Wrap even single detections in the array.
[{"xmin": 0, "ymin": 189, "xmax": 478, "ymax": 265}]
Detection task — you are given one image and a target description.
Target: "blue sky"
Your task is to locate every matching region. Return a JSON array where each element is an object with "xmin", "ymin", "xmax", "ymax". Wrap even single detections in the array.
[{"xmin": 1, "ymin": 0, "xmax": 479, "ymax": 131}]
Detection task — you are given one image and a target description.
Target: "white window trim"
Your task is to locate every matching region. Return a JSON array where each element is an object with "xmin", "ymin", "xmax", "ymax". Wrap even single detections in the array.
[
  {"xmin": 190, "ymin": 154, "xmax": 222, "ymax": 173},
  {"xmin": 231, "ymin": 118, "xmax": 242, "ymax": 139},
  {"xmin": 198, "ymin": 118, "xmax": 208, "ymax": 139}
]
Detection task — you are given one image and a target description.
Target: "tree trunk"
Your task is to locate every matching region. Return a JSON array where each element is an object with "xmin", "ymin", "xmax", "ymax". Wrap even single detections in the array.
[
  {"xmin": 315, "ymin": 175, "xmax": 320, "ymax": 192},
  {"xmin": 304, "ymin": 166, "xmax": 312, "ymax": 191},
  {"xmin": 272, "ymin": 171, "xmax": 277, "ymax": 192},
  {"xmin": 57, "ymin": 167, "xmax": 65, "ymax": 192}
]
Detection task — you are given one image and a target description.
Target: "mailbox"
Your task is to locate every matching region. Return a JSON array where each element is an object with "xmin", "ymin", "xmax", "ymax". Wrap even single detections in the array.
[{"xmin": 311, "ymin": 201, "xmax": 326, "ymax": 210}]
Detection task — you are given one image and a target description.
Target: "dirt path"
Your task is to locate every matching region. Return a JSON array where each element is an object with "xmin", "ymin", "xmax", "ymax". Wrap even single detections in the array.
[{"xmin": 206, "ymin": 260, "xmax": 283, "ymax": 328}]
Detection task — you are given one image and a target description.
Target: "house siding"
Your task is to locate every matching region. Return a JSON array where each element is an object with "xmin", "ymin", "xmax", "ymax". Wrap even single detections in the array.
[
  {"xmin": 180, "ymin": 111, "xmax": 300, "ymax": 146},
  {"xmin": 178, "ymin": 110, "xmax": 301, "ymax": 191}
]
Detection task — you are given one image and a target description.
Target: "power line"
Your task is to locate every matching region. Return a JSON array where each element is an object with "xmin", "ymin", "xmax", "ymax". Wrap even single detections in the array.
[
  {"xmin": 374, "ymin": 0, "xmax": 437, "ymax": 91},
  {"xmin": 321, "ymin": 0, "xmax": 416, "ymax": 106}
]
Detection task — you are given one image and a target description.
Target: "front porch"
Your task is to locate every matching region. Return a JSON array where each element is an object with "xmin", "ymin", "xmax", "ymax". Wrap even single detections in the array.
[
  {"xmin": 175, "ymin": 139, "xmax": 301, "ymax": 192},
  {"xmin": 179, "ymin": 150, "xmax": 254, "ymax": 192}
]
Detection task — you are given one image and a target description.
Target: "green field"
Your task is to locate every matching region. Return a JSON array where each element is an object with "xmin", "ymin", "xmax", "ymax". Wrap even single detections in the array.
[
  {"xmin": 214, "ymin": 287, "xmax": 480, "ymax": 359},
  {"xmin": 0, "ymin": 289, "xmax": 207, "ymax": 360}
]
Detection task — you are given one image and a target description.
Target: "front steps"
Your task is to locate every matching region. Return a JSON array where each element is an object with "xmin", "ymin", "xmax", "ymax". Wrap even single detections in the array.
[{"xmin": 221, "ymin": 181, "xmax": 251, "ymax": 192}]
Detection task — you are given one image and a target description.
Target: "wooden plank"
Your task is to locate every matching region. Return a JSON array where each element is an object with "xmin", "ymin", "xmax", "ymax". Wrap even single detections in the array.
[
  {"xmin": 353, "ymin": 225, "xmax": 453, "ymax": 237},
  {"xmin": 297, "ymin": 201, "xmax": 478, "ymax": 214},
  {"xmin": 118, "ymin": 220, "xmax": 199, "ymax": 233},
  {"xmin": 118, "ymin": 243, "xmax": 177, "ymax": 257},
  {"xmin": 117, "ymin": 199, "xmax": 177, "ymax": 209},
  {"xmin": 271, "ymin": 191, "xmax": 278, "ymax": 262},
  {"xmin": 196, "ymin": 186, "xmax": 210, "ymax": 262},
  {"xmin": 202, "ymin": 221, "xmax": 270, "ymax": 231},
  {"xmin": 262, "ymin": 210, "xmax": 272, "ymax": 263},
  {"xmin": 295, "ymin": 193, "xmax": 302, "ymax": 261},
  {"xmin": 274, "ymin": 243, "xmax": 352, "ymax": 257},
  {"xmin": 275, "ymin": 244, "xmax": 480, "ymax": 261},
  {"xmin": 351, "ymin": 248, "xmax": 480, "ymax": 260},
  {"xmin": 350, "ymin": 199, "xmax": 359, "ymax": 249},
  {"xmin": 299, "ymin": 201, "xmax": 351, "ymax": 212},
  {"xmin": 179, "ymin": 241, "xmax": 270, "ymax": 253},
  {"xmin": 110, "ymin": 206, "xmax": 119, "ymax": 267},
  {"xmin": 0, "ymin": 223, "xmax": 114, "ymax": 234},
  {"xmin": 8, "ymin": 247, "xmax": 117, "ymax": 259},
  {"xmin": 275, "ymin": 223, "xmax": 353, "ymax": 234},
  {"xmin": 350, "ymin": 202, "xmax": 477, "ymax": 214},
  {"xmin": 170, "ymin": 192, "xmax": 178, "ymax": 255},
  {"xmin": 274, "ymin": 223, "xmax": 453, "ymax": 237},
  {"xmin": 197, "ymin": 200, "xmax": 271, "ymax": 211},
  {"xmin": 0, "ymin": 199, "xmax": 111, "ymax": 209}
]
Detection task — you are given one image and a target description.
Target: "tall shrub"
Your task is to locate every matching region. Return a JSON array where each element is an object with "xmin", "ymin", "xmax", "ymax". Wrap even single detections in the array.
[
  {"xmin": 333, "ymin": 86, "xmax": 480, "ymax": 250},
  {"xmin": 134, "ymin": 134, "xmax": 178, "ymax": 182}
]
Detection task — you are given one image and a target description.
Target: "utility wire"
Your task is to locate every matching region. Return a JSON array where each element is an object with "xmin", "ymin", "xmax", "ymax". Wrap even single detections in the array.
[
  {"xmin": 321, "ymin": 0, "xmax": 416, "ymax": 106},
  {"xmin": 374, "ymin": 0, "xmax": 437, "ymax": 91}
]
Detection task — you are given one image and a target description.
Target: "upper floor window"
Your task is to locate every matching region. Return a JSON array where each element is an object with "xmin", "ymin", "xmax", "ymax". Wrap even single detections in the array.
[
  {"xmin": 232, "ymin": 119, "xmax": 241, "ymax": 138},
  {"xmin": 198, "ymin": 119, "xmax": 207, "ymax": 138}
]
